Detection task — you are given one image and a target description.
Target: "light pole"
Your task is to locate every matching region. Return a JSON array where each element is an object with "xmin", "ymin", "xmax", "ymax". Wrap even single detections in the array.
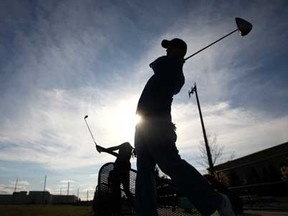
[{"xmin": 189, "ymin": 83, "xmax": 214, "ymax": 174}]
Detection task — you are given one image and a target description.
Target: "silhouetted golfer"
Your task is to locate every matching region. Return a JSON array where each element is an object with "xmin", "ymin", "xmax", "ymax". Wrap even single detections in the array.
[
  {"xmin": 97, "ymin": 142, "xmax": 135, "ymax": 215},
  {"xmin": 134, "ymin": 38, "xmax": 235, "ymax": 216}
]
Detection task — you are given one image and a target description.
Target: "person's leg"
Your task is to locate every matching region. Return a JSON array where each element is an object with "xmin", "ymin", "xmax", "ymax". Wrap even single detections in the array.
[
  {"xmin": 110, "ymin": 172, "xmax": 121, "ymax": 214},
  {"xmin": 135, "ymin": 128, "xmax": 158, "ymax": 216},
  {"xmin": 149, "ymin": 124, "xmax": 222, "ymax": 215},
  {"xmin": 157, "ymin": 155, "xmax": 221, "ymax": 215},
  {"xmin": 121, "ymin": 172, "xmax": 135, "ymax": 207}
]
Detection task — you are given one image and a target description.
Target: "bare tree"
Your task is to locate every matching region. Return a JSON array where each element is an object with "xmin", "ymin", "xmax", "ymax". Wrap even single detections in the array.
[{"xmin": 197, "ymin": 133, "xmax": 235, "ymax": 169}]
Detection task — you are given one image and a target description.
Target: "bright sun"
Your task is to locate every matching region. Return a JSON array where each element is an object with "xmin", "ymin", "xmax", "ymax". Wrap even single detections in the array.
[
  {"xmin": 106, "ymin": 101, "xmax": 142, "ymax": 143},
  {"xmin": 115, "ymin": 112, "xmax": 141, "ymax": 142},
  {"xmin": 134, "ymin": 114, "xmax": 142, "ymax": 125}
]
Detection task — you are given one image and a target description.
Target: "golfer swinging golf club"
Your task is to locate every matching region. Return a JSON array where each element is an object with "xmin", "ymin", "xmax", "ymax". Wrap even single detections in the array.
[
  {"xmin": 134, "ymin": 38, "xmax": 235, "ymax": 216},
  {"xmin": 84, "ymin": 116, "xmax": 135, "ymax": 215},
  {"xmin": 98, "ymin": 142, "xmax": 136, "ymax": 215}
]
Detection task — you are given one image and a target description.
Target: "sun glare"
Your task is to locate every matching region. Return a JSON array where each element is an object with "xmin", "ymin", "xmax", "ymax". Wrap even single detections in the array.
[
  {"xmin": 116, "ymin": 112, "xmax": 141, "ymax": 141},
  {"xmin": 107, "ymin": 101, "xmax": 142, "ymax": 143},
  {"xmin": 134, "ymin": 114, "xmax": 142, "ymax": 125}
]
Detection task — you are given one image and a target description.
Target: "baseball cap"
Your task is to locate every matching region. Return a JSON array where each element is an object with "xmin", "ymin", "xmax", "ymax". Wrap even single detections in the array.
[{"xmin": 161, "ymin": 38, "xmax": 187, "ymax": 52}]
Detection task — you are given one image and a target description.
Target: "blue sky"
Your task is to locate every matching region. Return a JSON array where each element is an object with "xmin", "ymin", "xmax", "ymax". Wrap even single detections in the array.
[{"xmin": 0, "ymin": 0, "xmax": 288, "ymax": 200}]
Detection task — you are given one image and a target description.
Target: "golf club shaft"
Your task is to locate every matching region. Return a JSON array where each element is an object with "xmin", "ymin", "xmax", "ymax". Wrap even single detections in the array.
[
  {"xmin": 184, "ymin": 29, "xmax": 238, "ymax": 61},
  {"xmin": 84, "ymin": 116, "xmax": 110, "ymax": 154},
  {"xmin": 84, "ymin": 118, "xmax": 98, "ymax": 147}
]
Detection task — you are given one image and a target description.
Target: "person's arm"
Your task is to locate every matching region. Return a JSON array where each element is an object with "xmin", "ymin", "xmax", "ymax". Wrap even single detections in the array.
[
  {"xmin": 173, "ymin": 72, "xmax": 185, "ymax": 95},
  {"xmin": 102, "ymin": 142, "xmax": 131, "ymax": 157},
  {"xmin": 105, "ymin": 145, "xmax": 121, "ymax": 152},
  {"xmin": 96, "ymin": 145, "xmax": 119, "ymax": 157}
]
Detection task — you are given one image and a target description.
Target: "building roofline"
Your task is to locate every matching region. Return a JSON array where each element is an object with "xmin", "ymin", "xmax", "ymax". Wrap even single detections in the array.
[{"xmin": 213, "ymin": 141, "xmax": 288, "ymax": 171}]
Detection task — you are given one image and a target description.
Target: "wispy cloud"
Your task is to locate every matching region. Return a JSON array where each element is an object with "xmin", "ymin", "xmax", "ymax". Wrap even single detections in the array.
[
  {"xmin": 0, "ymin": 0, "xmax": 287, "ymax": 199},
  {"xmin": 174, "ymin": 101, "xmax": 288, "ymax": 162}
]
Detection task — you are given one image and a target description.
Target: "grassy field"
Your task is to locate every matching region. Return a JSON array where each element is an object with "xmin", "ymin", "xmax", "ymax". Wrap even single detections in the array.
[{"xmin": 0, "ymin": 205, "xmax": 92, "ymax": 216}]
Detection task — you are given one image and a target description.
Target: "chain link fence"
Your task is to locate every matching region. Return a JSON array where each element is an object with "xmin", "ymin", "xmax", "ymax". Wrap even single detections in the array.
[{"xmin": 91, "ymin": 162, "xmax": 201, "ymax": 216}]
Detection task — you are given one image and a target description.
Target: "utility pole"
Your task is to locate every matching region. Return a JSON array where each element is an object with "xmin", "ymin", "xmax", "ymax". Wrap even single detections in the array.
[
  {"xmin": 42, "ymin": 175, "xmax": 47, "ymax": 204},
  {"xmin": 189, "ymin": 83, "xmax": 214, "ymax": 174},
  {"xmin": 43, "ymin": 175, "xmax": 47, "ymax": 191},
  {"xmin": 14, "ymin": 178, "xmax": 18, "ymax": 193},
  {"xmin": 67, "ymin": 182, "xmax": 70, "ymax": 196}
]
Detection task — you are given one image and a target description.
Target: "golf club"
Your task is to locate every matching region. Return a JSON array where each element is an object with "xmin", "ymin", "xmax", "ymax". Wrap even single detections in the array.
[
  {"xmin": 184, "ymin": 17, "xmax": 252, "ymax": 62},
  {"xmin": 84, "ymin": 115, "xmax": 101, "ymax": 153}
]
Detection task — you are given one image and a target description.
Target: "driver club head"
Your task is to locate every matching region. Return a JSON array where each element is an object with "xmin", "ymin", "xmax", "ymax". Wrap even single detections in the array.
[{"xmin": 235, "ymin": 17, "xmax": 253, "ymax": 36}]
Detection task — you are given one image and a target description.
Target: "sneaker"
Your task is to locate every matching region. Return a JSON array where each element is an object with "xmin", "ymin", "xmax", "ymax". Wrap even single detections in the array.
[{"xmin": 218, "ymin": 194, "xmax": 236, "ymax": 216}]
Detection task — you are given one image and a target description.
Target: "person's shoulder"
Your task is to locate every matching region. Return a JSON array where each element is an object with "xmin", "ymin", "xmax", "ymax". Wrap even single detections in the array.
[
  {"xmin": 150, "ymin": 56, "xmax": 167, "ymax": 67},
  {"xmin": 155, "ymin": 55, "xmax": 168, "ymax": 61},
  {"xmin": 152, "ymin": 56, "xmax": 168, "ymax": 63}
]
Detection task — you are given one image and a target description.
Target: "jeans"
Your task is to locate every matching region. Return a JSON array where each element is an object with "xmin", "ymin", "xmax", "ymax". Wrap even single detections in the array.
[{"xmin": 135, "ymin": 120, "xmax": 222, "ymax": 216}]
